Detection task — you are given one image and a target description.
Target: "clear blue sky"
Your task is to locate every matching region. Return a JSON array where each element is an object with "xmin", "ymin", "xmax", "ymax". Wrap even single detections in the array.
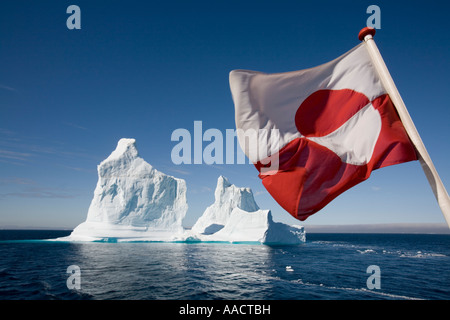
[{"xmin": 0, "ymin": 0, "xmax": 449, "ymax": 229}]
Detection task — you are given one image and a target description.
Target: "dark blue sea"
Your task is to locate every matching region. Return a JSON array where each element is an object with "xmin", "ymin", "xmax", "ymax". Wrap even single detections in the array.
[{"xmin": 0, "ymin": 230, "xmax": 449, "ymax": 300}]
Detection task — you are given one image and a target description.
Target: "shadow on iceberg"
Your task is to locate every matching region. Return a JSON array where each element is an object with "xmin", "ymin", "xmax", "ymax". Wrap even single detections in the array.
[{"xmin": 202, "ymin": 224, "xmax": 224, "ymax": 235}]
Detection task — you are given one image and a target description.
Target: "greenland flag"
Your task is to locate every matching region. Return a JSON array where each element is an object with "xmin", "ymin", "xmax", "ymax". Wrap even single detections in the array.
[{"xmin": 229, "ymin": 43, "xmax": 418, "ymax": 221}]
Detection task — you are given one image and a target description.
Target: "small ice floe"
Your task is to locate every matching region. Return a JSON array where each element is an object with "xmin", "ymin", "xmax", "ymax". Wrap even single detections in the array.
[
  {"xmin": 357, "ymin": 249, "xmax": 376, "ymax": 254},
  {"xmin": 285, "ymin": 266, "xmax": 294, "ymax": 272}
]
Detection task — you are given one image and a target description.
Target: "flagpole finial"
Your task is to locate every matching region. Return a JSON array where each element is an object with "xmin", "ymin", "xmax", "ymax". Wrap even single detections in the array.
[{"xmin": 358, "ymin": 27, "xmax": 376, "ymax": 41}]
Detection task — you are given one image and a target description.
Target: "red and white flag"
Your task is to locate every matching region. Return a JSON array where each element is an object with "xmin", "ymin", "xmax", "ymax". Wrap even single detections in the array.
[{"xmin": 229, "ymin": 42, "xmax": 418, "ymax": 221}]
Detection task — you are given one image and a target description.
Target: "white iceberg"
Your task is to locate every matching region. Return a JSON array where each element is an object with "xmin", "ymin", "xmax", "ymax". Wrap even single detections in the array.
[
  {"xmin": 61, "ymin": 138, "xmax": 188, "ymax": 242},
  {"xmin": 57, "ymin": 138, "xmax": 305, "ymax": 244},
  {"xmin": 200, "ymin": 208, "xmax": 305, "ymax": 244},
  {"xmin": 188, "ymin": 176, "xmax": 305, "ymax": 244},
  {"xmin": 191, "ymin": 175, "xmax": 259, "ymax": 235}
]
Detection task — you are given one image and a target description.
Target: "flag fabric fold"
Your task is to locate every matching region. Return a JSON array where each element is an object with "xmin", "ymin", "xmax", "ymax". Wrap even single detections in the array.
[{"xmin": 229, "ymin": 42, "xmax": 417, "ymax": 221}]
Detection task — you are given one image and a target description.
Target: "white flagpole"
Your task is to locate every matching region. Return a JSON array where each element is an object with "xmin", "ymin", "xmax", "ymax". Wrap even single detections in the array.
[{"xmin": 358, "ymin": 27, "xmax": 450, "ymax": 228}]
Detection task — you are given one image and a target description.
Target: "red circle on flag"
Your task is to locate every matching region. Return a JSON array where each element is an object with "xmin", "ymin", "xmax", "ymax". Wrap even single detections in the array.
[{"xmin": 295, "ymin": 89, "xmax": 370, "ymax": 137}]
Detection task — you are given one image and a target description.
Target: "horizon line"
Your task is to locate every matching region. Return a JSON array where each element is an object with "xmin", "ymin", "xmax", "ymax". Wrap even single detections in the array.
[
  {"xmin": 302, "ymin": 222, "xmax": 449, "ymax": 234},
  {"xmin": 0, "ymin": 222, "xmax": 449, "ymax": 234}
]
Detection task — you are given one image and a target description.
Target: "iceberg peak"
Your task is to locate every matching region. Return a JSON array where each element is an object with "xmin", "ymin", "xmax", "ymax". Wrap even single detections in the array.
[
  {"xmin": 191, "ymin": 176, "xmax": 259, "ymax": 234},
  {"xmin": 66, "ymin": 138, "xmax": 188, "ymax": 241},
  {"xmin": 104, "ymin": 138, "xmax": 139, "ymax": 162},
  {"xmin": 217, "ymin": 175, "xmax": 231, "ymax": 188}
]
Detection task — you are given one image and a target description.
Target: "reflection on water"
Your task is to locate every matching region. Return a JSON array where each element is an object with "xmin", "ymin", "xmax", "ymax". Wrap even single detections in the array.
[{"xmin": 73, "ymin": 243, "xmax": 278, "ymax": 299}]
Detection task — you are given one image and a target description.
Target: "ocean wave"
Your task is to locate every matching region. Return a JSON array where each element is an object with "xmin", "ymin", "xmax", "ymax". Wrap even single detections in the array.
[
  {"xmin": 389, "ymin": 250, "xmax": 447, "ymax": 258},
  {"xmin": 357, "ymin": 249, "xmax": 377, "ymax": 254},
  {"xmin": 312, "ymin": 240, "xmax": 447, "ymax": 259},
  {"xmin": 291, "ymin": 278, "xmax": 423, "ymax": 300}
]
